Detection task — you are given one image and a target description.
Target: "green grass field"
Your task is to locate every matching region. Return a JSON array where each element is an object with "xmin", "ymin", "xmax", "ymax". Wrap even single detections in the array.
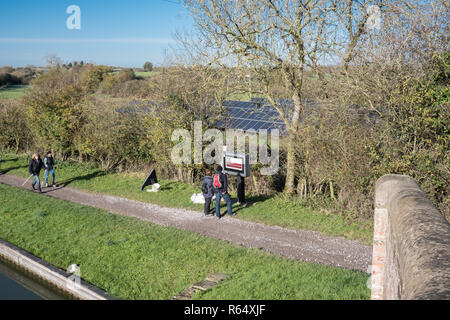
[
  {"xmin": 0, "ymin": 85, "xmax": 29, "ymax": 99},
  {"xmin": 0, "ymin": 154, "xmax": 373, "ymax": 244},
  {"xmin": 0, "ymin": 183, "xmax": 370, "ymax": 299},
  {"xmin": 135, "ymin": 71, "xmax": 160, "ymax": 78}
]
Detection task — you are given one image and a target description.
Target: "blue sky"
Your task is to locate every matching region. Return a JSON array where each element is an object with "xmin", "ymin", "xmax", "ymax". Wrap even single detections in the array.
[{"xmin": 0, "ymin": 0, "xmax": 193, "ymax": 67}]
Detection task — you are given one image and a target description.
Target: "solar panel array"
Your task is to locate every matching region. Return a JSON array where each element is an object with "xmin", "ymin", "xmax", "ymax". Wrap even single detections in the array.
[
  {"xmin": 219, "ymin": 100, "xmax": 287, "ymax": 134},
  {"xmin": 117, "ymin": 98, "xmax": 325, "ymax": 136},
  {"xmin": 117, "ymin": 99, "xmax": 290, "ymax": 134},
  {"xmin": 117, "ymin": 99, "xmax": 379, "ymax": 135}
]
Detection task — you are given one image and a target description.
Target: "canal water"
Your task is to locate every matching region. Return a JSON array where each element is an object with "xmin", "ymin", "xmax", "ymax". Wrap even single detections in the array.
[{"xmin": 0, "ymin": 257, "xmax": 74, "ymax": 300}]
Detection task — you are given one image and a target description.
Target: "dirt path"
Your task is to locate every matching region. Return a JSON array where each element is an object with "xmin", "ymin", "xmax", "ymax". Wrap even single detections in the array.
[{"xmin": 0, "ymin": 174, "xmax": 372, "ymax": 272}]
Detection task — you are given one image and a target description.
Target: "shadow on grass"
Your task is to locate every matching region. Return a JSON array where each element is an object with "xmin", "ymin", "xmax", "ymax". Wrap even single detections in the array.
[
  {"xmin": 55, "ymin": 170, "xmax": 108, "ymax": 188},
  {"xmin": 20, "ymin": 171, "xmax": 107, "ymax": 194},
  {"xmin": 0, "ymin": 157, "xmax": 19, "ymax": 163},
  {"xmin": 215, "ymin": 194, "xmax": 271, "ymax": 216},
  {"xmin": 235, "ymin": 195, "xmax": 270, "ymax": 214},
  {"xmin": 0, "ymin": 165, "xmax": 27, "ymax": 175}
]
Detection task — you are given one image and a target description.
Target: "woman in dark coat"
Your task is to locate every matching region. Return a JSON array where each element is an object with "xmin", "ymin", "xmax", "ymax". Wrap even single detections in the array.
[{"xmin": 28, "ymin": 153, "xmax": 43, "ymax": 192}]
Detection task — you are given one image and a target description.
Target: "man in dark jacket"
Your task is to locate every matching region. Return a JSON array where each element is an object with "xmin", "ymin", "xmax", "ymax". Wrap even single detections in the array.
[
  {"xmin": 201, "ymin": 170, "xmax": 214, "ymax": 216},
  {"xmin": 213, "ymin": 165, "xmax": 233, "ymax": 219},
  {"xmin": 28, "ymin": 153, "xmax": 43, "ymax": 193},
  {"xmin": 44, "ymin": 151, "xmax": 55, "ymax": 187}
]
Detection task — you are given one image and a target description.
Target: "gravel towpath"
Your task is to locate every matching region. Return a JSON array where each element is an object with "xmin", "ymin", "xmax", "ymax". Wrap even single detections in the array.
[{"xmin": 0, "ymin": 174, "xmax": 372, "ymax": 272}]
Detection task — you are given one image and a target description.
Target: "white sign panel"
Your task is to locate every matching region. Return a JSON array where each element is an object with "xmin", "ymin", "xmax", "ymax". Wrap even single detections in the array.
[{"xmin": 225, "ymin": 156, "xmax": 243, "ymax": 171}]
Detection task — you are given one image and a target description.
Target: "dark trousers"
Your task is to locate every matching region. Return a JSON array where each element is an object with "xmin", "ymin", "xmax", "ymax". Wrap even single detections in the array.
[{"xmin": 204, "ymin": 197, "xmax": 212, "ymax": 215}]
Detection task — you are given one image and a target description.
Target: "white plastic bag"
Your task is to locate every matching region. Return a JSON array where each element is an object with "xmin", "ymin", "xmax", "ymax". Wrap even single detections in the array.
[
  {"xmin": 146, "ymin": 183, "xmax": 161, "ymax": 192},
  {"xmin": 191, "ymin": 193, "xmax": 205, "ymax": 204}
]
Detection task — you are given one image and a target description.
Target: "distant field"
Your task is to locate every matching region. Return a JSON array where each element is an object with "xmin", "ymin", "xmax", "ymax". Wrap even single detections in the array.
[
  {"xmin": 135, "ymin": 71, "xmax": 160, "ymax": 78},
  {"xmin": 0, "ymin": 85, "xmax": 29, "ymax": 99}
]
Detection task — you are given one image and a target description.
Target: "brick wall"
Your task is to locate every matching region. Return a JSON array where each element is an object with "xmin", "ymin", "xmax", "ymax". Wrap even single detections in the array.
[{"xmin": 371, "ymin": 174, "xmax": 450, "ymax": 300}]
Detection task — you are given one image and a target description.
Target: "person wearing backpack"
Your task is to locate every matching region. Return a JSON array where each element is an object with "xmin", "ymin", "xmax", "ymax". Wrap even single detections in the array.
[
  {"xmin": 201, "ymin": 169, "xmax": 214, "ymax": 216},
  {"xmin": 213, "ymin": 165, "xmax": 233, "ymax": 219},
  {"xmin": 44, "ymin": 151, "xmax": 56, "ymax": 188}
]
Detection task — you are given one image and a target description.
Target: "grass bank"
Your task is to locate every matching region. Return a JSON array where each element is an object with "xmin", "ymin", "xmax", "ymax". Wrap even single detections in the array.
[
  {"xmin": 0, "ymin": 183, "xmax": 370, "ymax": 299},
  {"xmin": 0, "ymin": 154, "xmax": 373, "ymax": 244},
  {"xmin": 0, "ymin": 85, "xmax": 29, "ymax": 99}
]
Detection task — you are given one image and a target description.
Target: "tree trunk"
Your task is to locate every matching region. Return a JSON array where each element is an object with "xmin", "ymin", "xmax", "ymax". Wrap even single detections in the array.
[
  {"xmin": 284, "ymin": 91, "xmax": 303, "ymax": 195},
  {"xmin": 285, "ymin": 138, "xmax": 297, "ymax": 194},
  {"xmin": 178, "ymin": 167, "xmax": 183, "ymax": 182},
  {"xmin": 188, "ymin": 168, "xmax": 194, "ymax": 184},
  {"xmin": 329, "ymin": 180, "xmax": 335, "ymax": 200}
]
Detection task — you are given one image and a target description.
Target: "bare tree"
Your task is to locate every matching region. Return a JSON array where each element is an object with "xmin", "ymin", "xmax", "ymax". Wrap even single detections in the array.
[
  {"xmin": 182, "ymin": 0, "xmax": 387, "ymax": 194},
  {"xmin": 347, "ymin": 0, "xmax": 448, "ymax": 104},
  {"xmin": 45, "ymin": 54, "xmax": 62, "ymax": 67}
]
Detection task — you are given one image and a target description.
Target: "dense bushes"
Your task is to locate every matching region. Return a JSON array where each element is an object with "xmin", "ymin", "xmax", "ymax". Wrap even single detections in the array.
[
  {"xmin": 24, "ymin": 68, "xmax": 87, "ymax": 159},
  {"xmin": 80, "ymin": 65, "xmax": 113, "ymax": 93},
  {"xmin": 1, "ymin": 54, "xmax": 447, "ymax": 219},
  {"xmin": 290, "ymin": 52, "xmax": 449, "ymax": 218},
  {"xmin": 292, "ymin": 105, "xmax": 380, "ymax": 217},
  {"xmin": 7, "ymin": 64, "xmax": 226, "ymax": 178},
  {"xmin": 100, "ymin": 69, "xmax": 136, "ymax": 95},
  {"xmin": 74, "ymin": 98, "xmax": 147, "ymax": 170},
  {"xmin": 0, "ymin": 73, "xmax": 21, "ymax": 86},
  {"xmin": 18, "ymin": 65, "xmax": 153, "ymax": 168},
  {"xmin": 0, "ymin": 100, "xmax": 33, "ymax": 152},
  {"xmin": 112, "ymin": 79, "xmax": 152, "ymax": 98},
  {"xmin": 0, "ymin": 66, "xmax": 36, "ymax": 86},
  {"xmin": 380, "ymin": 53, "xmax": 449, "ymax": 215}
]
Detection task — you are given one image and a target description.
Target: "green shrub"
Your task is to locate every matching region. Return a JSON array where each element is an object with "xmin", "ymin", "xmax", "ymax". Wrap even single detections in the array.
[
  {"xmin": 24, "ymin": 68, "xmax": 87, "ymax": 159},
  {"xmin": 0, "ymin": 100, "xmax": 33, "ymax": 152}
]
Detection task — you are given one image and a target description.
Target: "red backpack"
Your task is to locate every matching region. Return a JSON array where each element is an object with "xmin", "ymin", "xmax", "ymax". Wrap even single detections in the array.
[{"xmin": 213, "ymin": 173, "xmax": 222, "ymax": 189}]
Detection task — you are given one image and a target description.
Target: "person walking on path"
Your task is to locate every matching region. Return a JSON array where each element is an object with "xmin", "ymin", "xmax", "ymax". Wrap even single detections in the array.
[
  {"xmin": 213, "ymin": 165, "xmax": 233, "ymax": 219},
  {"xmin": 44, "ymin": 151, "xmax": 56, "ymax": 187},
  {"xmin": 201, "ymin": 169, "xmax": 214, "ymax": 216},
  {"xmin": 28, "ymin": 153, "xmax": 43, "ymax": 193}
]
